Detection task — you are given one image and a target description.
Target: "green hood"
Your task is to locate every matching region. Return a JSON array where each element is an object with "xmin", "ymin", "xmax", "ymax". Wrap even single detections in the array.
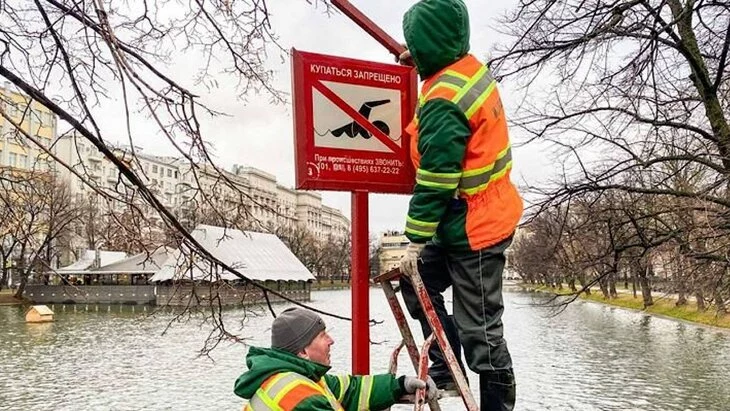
[
  {"xmin": 403, "ymin": 0, "xmax": 470, "ymax": 79},
  {"xmin": 233, "ymin": 346, "xmax": 331, "ymax": 399}
]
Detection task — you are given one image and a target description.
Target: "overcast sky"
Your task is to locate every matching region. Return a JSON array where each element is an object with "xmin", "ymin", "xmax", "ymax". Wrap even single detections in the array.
[{"xmin": 93, "ymin": 0, "xmax": 551, "ymax": 235}]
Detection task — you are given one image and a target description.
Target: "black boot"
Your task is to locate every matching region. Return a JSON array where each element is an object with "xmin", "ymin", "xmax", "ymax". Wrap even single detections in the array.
[{"xmin": 479, "ymin": 370, "xmax": 516, "ymax": 411}]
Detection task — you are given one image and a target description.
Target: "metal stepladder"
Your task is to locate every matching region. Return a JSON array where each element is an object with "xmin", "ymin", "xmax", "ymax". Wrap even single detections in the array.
[{"xmin": 372, "ymin": 268, "xmax": 478, "ymax": 411}]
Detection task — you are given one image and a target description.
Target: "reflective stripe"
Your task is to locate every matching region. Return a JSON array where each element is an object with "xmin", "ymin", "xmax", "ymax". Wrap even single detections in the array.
[
  {"xmin": 420, "ymin": 72, "xmax": 468, "ymax": 106},
  {"xmin": 248, "ymin": 391, "xmax": 280, "ymax": 410},
  {"xmin": 272, "ymin": 375, "xmax": 320, "ymax": 404},
  {"xmin": 406, "ymin": 216, "xmax": 438, "ymax": 237},
  {"xmin": 317, "ymin": 379, "xmax": 345, "ymax": 411},
  {"xmin": 459, "ymin": 147, "xmax": 513, "ymax": 195},
  {"xmin": 416, "ymin": 169, "xmax": 461, "ymax": 190},
  {"xmin": 424, "ymin": 82, "xmax": 461, "ymax": 101},
  {"xmin": 247, "ymin": 372, "xmax": 343, "ymax": 411},
  {"xmin": 441, "ymin": 69, "xmax": 471, "ymax": 82},
  {"xmin": 247, "ymin": 373, "xmax": 291, "ymax": 410},
  {"xmin": 336, "ymin": 375, "xmax": 350, "ymax": 402},
  {"xmin": 453, "ymin": 67, "xmax": 496, "ymax": 119},
  {"xmin": 416, "ymin": 65, "xmax": 497, "ymax": 125},
  {"xmin": 357, "ymin": 376, "xmax": 374, "ymax": 411},
  {"xmin": 463, "ymin": 81, "xmax": 497, "ymax": 119}
]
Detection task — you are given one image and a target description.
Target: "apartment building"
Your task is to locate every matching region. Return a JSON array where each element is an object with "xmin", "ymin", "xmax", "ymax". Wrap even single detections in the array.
[
  {"xmin": 1, "ymin": 86, "xmax": 350, "ymax": 241},
  {"xmin": 54, "ymin": 132, "xmax": 350, "ymax": 239},
  {"xmin": 0, "ymin": 83, "xmax": 57, "ymax": 172}
]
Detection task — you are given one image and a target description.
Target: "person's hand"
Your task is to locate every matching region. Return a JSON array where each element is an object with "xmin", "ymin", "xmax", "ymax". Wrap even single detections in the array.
[
  {"xmin": 395, "ymin": 42, "xmax": 413, "ymax": 66},
  {"xmin": 397, "ymin": 49, "xmax": 412, "ymax": 65},
  {"xmin": 402, "ymin": 376, "xmax": 438, "ymax": 401},
  {"xmin": 399, "ymin": 242, "xmax": 425, "ymax": 277}
]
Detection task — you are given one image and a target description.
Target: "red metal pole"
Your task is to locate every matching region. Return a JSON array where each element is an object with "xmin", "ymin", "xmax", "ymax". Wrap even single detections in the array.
[
  {"xmin": 351, "ymin": 190, "xmax": 369, "ymax": 374},
  {"xmin": 330, "ymin": 0, "xmax": 408, "ymax": 59}
]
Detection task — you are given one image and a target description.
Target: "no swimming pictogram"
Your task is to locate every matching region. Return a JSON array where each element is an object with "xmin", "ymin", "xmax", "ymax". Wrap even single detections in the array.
[{"xmin": 312, "ymin": 81, "xmax": 401, "ymax": 154}]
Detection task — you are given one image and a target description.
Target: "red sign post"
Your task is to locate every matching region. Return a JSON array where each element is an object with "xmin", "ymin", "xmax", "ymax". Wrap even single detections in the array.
[{"xmin": 292, "ymin": 50, "xmax": 417, "ymax": 374}]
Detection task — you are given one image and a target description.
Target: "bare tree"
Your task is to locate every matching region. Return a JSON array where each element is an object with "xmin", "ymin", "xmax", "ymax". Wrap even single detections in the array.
[
  {"xmin": 0, "ymin": 168, "xmax": 82, "ymax": 297},
  {"xmin": 0, "ymin": 0, "xmax": 364, "ymax": 353},
  {"xmin": 497, "ymin": 0, "xmax": 730, "ymax": 313}
]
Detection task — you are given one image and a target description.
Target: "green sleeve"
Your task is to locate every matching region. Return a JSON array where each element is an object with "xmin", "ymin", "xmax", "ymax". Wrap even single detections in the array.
[
  {"xmin": 405, "ymin": 98, "xmax": 470, "ymax": 243},
  {"xmin": 323, "ymin": 373, "xmax": 403, "ymax": 411}
]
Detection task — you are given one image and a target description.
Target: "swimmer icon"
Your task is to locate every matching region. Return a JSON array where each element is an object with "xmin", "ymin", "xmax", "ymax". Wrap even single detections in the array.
[{"xmin": 331, "ymin": 99, "xmax": 391, "ymax": 139}]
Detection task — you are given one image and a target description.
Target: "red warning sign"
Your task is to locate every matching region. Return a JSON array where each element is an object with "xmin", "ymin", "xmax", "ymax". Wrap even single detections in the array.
[{"xmin": 292, "ymin": 49, "xmax": 417, "ymax": 193}]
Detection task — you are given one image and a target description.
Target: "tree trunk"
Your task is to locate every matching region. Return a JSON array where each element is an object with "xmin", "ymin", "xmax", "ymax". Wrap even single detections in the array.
[
  {"xmin": 568, "ymin": 277, "xmax": 577, "ymax": 292},
  {"xmin": 0, "ymin": 265, "xmax": 7, "ymax": 293},
  {"xmin": 607, "ymin": 271, "xmax": 617, "ymax": 298},
  {"xmin": 13, "ymin": 265, "xmax": 28, "ymax": 299},
  {"xmin": 714, "ymin": 288, "xmax": 726, "ymax": 316},
  {"xmin": 676, "ymin": 288, "xmax": 688, "ymax": 306},
  {"xmin": 632, "ymin": 276, "xmax": 637, "ymax": 299},
  {"xmin": 577, "ymin": 271, "xmax": 590, "ymax": 295},
  {"xmin": 598, "ymin": 276, "xmax": 610, "ymax": 299},
  {"xmin": 636, "ymin": 262, "xmax": 653, "ymax": 307},
  {"xmin": 639, "ymin": 273, "xmax": 653, "ymax": 308},
  {"xmin": 696, "ymin": 290, "xmax": 706, "ymax": 311}
]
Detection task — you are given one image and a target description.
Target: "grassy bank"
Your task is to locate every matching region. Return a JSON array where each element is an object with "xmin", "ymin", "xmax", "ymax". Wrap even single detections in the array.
[{"xmin": 524, "ymin": 284, "xmax": 730, "ymax": 329}]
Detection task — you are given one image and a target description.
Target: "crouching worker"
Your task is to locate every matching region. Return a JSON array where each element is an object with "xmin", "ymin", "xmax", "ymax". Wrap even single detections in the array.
[{"xmin": 234, "ymin": 307, "xmax": 437, "ymax": 410}]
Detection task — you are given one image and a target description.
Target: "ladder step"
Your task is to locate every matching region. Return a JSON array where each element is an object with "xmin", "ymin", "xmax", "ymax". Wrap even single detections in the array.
[{"xmin": 395, "ymin": 390, "xmax": 462, "ymax": 404}]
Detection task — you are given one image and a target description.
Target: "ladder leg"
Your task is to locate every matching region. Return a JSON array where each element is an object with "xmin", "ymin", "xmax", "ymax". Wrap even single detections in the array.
[
  {"xmin": 410, "ymin": 271, "xmax": 479, "ymax": 411},
  {"xmin": 381, "ymin": 280, "xmax": 423, "ymax": 371},
  {"xmin": 414, "ymin": 334, "xmax": 435, "ymax": 411},
  {"xmin": 389, "ymin": 341, "xmax": 405, "ymax": 374},
  {"xmin": 381, "ymin": 280, "xmax": 442, "ymax": 411}
]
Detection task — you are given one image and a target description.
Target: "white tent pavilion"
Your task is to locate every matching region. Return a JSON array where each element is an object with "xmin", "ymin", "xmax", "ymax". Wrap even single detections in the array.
[{"xmin": 150, "ymin": 225, "xmax": 315, "ymax": 283}]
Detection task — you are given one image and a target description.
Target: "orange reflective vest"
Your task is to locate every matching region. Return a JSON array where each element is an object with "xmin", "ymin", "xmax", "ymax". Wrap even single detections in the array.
[
  {"xmin": 406, "ymin": 54, "xmax": 523, "ymax": 250},
  {"xmin": 243, "ymin": 371, "xmax": 345, "ymax": 411}
]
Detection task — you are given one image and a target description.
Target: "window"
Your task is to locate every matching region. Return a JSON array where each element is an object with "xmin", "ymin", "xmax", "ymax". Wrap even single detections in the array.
[
  {"xmin": 6, "ymin": 103, "xmax": 19, "ymax": 118},
  {"xmin": 160, "ymin": 167, "xmax": 165, "ymax": 176},
  {"xmin": 152, "ymin": 165, "xmax": 158, "ymax": 173},
  {"xmin": 8, "ymin": 152, "xmax": 17, "ymax": 167},
  {"xmin": 19, "ymin": 154, "xmax": 28, "ymax": 168},
  {"xmin": 174, "ymin": 171, "xmax": 179, "ymax": 178},
  {"xmin": 167, "ymin": 169, "xmax": 172, "ymax": 177}
]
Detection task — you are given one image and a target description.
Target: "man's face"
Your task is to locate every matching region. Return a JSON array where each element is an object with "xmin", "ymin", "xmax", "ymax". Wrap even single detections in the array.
[{"xmin": 300, "ymin": 330, "xmax": 334, "ymax": 366}]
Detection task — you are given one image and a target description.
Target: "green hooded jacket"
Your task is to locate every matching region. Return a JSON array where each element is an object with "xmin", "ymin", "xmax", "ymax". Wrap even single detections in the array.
[
  {"xmin": 402, "ymin": 0, "xmax": 479, "ymax": 250},
  {"xmin": 234, "ymin": 346, "xmax": 404, "ymax": 411}
]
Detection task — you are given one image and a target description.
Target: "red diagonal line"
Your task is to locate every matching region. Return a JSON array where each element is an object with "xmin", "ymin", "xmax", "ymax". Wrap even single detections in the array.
[{"xmin": 312, "ymin": 80, "xmax": 401, "ymax": 154}]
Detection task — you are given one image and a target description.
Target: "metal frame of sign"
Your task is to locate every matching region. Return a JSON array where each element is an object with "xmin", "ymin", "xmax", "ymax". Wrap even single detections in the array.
[{"xmin": 292, "ymin": 49, "xmax": 417, "ymax": 194}]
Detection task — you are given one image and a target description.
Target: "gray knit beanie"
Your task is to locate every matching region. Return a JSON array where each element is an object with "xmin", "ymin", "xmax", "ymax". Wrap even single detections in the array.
[{"xmin": 271, "ymin": 307, "xmax": 326, "ymax": 354}]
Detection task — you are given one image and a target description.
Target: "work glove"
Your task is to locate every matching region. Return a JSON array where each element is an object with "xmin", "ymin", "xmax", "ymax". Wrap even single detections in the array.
[
  {"xmin": 402, "ymin": 376, "xmax": 438, "ymax": 401},
  {"xmin": 395, "ymin": 42, "xmax": 412, "ymax": 66},
  {"xmin": 397, "ymin": 49, "xmax": 411, "ymax": 65},
  {"xmin": 399, "ymin": 242, "xmax": 426, "ymax": 277}
]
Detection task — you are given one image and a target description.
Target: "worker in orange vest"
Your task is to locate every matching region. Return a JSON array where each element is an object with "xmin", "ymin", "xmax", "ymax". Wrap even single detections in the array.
[
  {"xmin": 397, "ymin": 0, "xmax": 524, "ymax": 410},
  {"xmin": 234, "ymin": 307, "xmax": 437, "ymax": 410}
]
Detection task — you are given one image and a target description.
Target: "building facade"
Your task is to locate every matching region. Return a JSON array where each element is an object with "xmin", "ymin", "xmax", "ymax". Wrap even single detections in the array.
[
  {"xmin": 0, "ymin": 83, "xmax": 57, "ymax": 172},
  {"xmin": 2, "ymin": 87, "xmax": 350, "ymax": 260},
  {"xmin": 53, "ymin": 132, "xmax": 350, "ymax": 240}
]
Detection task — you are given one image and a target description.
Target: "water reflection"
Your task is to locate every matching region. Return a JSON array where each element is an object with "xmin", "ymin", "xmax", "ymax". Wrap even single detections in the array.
[{"xmin": 0, "ymin": 290, "xmax": 728, "ymax": 410}]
